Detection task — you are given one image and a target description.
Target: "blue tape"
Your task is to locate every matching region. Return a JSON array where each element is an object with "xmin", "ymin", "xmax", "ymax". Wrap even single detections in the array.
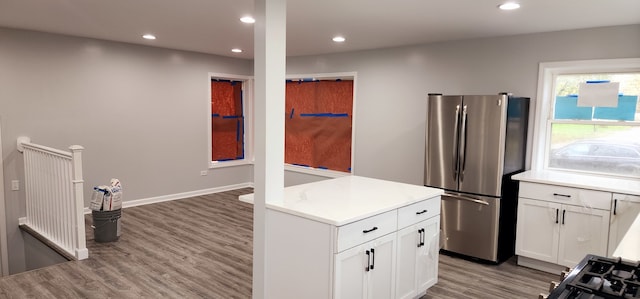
[
  {"xmin": 317, "ymin": 166, "xmax": 328, "ymax": 170},
  {"xmin": 290, "ymin": 108, "xmax": 295, "ymax": 119},
  {"xmin": 586, "ymin": 80, "xmax": 610, "ymax": 83},
  {"xmin": 223, "ymin": 115, "xmax": 242, "ymax": 119},
  {"xmin": 292, "ymin": 163, "xmax": 310, "ymax": 167},
  {"xmin": 347, "ymin": 167, "xmax": 352, "ymax": 172},
  {"xmin": 212, "ymin": 113, "xmax": 220, "ymax": 117}
]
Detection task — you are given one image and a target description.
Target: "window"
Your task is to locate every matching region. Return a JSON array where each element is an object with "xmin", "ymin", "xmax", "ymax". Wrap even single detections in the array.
[
  {"xmin": 533, "ymin": 59, "xmax": 640, "ymax": 178},
  {"xmin": 284, "ymin": 73, "xmax": 356, "ymax": 176},
  {"xmin": 208, "ymin": 74, "xmax": 253, "ymax": 168}
]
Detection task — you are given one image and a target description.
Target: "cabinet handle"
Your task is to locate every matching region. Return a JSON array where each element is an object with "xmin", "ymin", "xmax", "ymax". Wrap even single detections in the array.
[
  {"xmin": 365, "ymin": 250, "xmax": 370, "ymax": 272},
  {"xmin": 555, "ymin": 209, "xmax": 559, "ymax": 224},
  {"xmin": 613, "ymin": 199, "xmax": 617, "ymax": 215},
  {"xmin": 416, "ymin": 209, "xmax": 428, "ymax": 215},
  {"xmin": 363, "ymin": 227, "xmax": 378, "ymax": 234},
  {"xmin": 562, "ymin": 210, "xmax": 566, "ymax": 225},
  {"xmin": 417, "ymin": 229, "xmax": 424, "ymax": 247},
  {"xmin": 370, "ymin": 248, "xmax": 375, "ymax": 270},
  {"xmin": 553, "ymin": 193, "xmax": 571, "ymax": 198},
  {"xmin": 420, "ymin": 229, "xmax": 425, "ymax": 247}
]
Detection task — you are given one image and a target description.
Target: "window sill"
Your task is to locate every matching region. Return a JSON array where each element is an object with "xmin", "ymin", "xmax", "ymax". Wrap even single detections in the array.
[
  {"xmin": 209, "ymin": 159, "xmax": 253, "ymax": 169},
  {"xmin": 284, "ymin": 164, "xmax": 351, "ymax": 179}
]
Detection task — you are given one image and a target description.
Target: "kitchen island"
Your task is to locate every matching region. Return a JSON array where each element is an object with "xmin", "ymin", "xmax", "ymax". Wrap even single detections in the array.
[{"xmin": 240, "ymin": 176, "xmax": 443, "ymax": 299}]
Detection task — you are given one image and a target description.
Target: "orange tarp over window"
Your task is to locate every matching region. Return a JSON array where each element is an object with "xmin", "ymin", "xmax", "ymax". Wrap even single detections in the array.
[
  {"xmin": 285, "ymin": 80, "xmax": 353, "ymax": 172},
  {"xmin": 211, "ymin": 80, "xmax": 243, "ymax": 161}
]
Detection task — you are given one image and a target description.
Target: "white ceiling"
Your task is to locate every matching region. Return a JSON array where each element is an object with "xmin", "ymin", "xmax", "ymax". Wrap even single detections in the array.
[{"xmin": 0, "ymin": 0, "xmax": 639, "ymax": 59}]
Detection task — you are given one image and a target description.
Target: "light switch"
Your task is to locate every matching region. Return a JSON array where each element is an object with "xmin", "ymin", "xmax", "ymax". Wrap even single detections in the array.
[{"xmin": 11, "ymin": 180, "xmax": 19, "ymax": 191}]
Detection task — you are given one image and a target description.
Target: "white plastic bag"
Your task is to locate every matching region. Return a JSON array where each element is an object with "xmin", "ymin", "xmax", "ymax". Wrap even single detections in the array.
[{"xmin": 91, "ymin": 178, "xmax": 123, "ymax": 211}]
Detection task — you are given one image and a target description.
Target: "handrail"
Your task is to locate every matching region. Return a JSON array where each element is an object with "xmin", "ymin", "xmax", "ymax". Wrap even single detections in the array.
[{"xmin": 16, "ymin": 136, "xmax": 88, "ymax": 260}]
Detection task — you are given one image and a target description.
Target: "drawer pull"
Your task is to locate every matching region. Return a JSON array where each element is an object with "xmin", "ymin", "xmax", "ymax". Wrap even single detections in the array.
[
  {"xmin": 555, "ymin": 209, "xmax": 559, "ymax": 224},
  {"xmin": 553, "ymin": 193, "xmax": 571, "ymax": 198},
  {"xmin": 562, "ymin": 210, "xmax": 566, "ymax": 225},
  {"xmin": 365, "ymin": 250, "xmax": 371, "ymax": 272},
  {"xmin": 416, "ymin": 209, "xmax": 428, "ymax": 215},
  {"xmin": 613, "ymin": 199, "xmax": 617, "ymax": 215},
  {"xmin": 363, "ymin": 227, "xmax": 378, "ymax": 234},
  {"xmin": 370, "ymin": 248, "xmax": 375, "ymax": 270}
]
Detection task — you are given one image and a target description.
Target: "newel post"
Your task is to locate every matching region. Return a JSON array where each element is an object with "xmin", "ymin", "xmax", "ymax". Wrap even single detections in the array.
[{"xmin": 69, "ymin": 145, "xmax": 88, "ymax": 260}]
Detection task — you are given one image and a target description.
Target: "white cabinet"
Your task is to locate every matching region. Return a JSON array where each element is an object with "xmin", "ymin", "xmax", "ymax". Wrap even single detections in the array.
[
  {"xmin": 516, "ymin": 182, "xmax": 610, "ymax": 268},
  {"xmin": 395, "ymin": 217, "xmax": 439, "ymax": 299},
  {"xmin": 264, "ymin": 195, "xmax": 441, "ymax": 299},
  {"xmin": 608, "ymin": 193, "xmax": 640, "ymax": 261},
  {"xmin": 335, "ymin": 232, "xmax": 397, "ymax": 299}
]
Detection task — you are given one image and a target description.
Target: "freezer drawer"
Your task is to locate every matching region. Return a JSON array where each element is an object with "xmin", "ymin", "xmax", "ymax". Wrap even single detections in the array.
[{"xmin": 440, "ymin": 193, "xmax": 500, "ymax": 262}]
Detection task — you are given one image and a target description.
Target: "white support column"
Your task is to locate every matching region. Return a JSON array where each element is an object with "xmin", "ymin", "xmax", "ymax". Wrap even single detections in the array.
[{"xmin": 253, "ymin": 0, "xmax": 286, "ymax": 298}]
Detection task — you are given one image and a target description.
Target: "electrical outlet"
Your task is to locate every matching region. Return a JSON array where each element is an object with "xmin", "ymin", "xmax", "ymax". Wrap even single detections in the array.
[
  {"xmin": 200, "ymin": 170, "xmax": 208, "ymax": 176},
  {"xmin": 11, "ymin": 180, "xmax": 19, "ymax": 191}
]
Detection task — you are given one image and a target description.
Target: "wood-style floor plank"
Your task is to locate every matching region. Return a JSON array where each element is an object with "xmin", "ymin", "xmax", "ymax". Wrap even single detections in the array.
[{"xmin": 0, "ymin": 188, "xmax": 558, "ymax": 298}]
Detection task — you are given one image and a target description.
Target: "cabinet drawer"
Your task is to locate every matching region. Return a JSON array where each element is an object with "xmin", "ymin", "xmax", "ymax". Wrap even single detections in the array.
[
  {"xmin": 397, "ymin": 197, "xmax": 440, "ymax": 229},
  {"xmin": 520, "ymin": 182, "xmax": 611, "ymax": 210},
  {"xmin": 336, "ymin": 210, "xmax": 397, "ymax": 252}
]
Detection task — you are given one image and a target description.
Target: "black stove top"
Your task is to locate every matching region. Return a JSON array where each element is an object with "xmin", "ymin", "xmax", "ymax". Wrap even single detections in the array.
[{"xmin": 548, "ymin": 255, "xmax": 640, "ymax": 299}]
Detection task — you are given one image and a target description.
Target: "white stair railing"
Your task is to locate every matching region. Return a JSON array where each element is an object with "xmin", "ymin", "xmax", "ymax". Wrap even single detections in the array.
[{"xmin": 17, "ymin": 137, "xmax": 88, "ymax": 260}]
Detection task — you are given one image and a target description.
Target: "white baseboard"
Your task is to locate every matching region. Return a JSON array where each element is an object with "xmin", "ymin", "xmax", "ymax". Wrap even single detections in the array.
[{"xmin": 84, "ymin": 182, "xmax": 254, "ymax": 214}]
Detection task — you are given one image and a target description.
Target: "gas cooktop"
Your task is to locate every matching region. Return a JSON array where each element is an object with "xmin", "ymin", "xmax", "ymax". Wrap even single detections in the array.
[{"xmin": 548, "ymin": 255, "xmax": 640, "ymax": 299}]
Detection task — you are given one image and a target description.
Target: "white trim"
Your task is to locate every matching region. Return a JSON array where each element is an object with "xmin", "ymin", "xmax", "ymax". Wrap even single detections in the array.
[
  {"xmin": 83, "ymin": 182, "xmax": 254, "ymax": 214},
  {"xmin": 210, "ymin": 159, "xmax": 254, "ymax": 169},
  {"xmin": 531, "ymin": 58, "xmax": 640, "ymax": 171},
  {"xmin": 207, "ymin": 73, "xmax": 254, "ymax": 169},
  {"xmin": 284, "ymin": 164, "xmax": 351, "ymax": 178},
  {"xmin": 0, "ymin": 120, "xmax": 9, "ymax": 276},
  {"xmin": 285, "ymin": 72, "xmax": 358, "ymax": 174}
]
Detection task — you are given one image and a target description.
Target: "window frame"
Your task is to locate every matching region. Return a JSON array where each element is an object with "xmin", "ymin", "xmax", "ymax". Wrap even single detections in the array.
[
  {"xmin": 284, "ymin": 72, "xmax": 357, "ymax": 178},
  {"xmin": 531, "ymin": 58, "xmax": 640, "ymax": 176},
  {"xmin": 208, "ymin": 72, "xmax": 254, "ymax": 169}
]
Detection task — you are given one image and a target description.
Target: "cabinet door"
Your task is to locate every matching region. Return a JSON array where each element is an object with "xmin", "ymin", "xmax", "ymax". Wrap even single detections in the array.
[
  {"xmin": 334, "ymin": 233, "xmax": 396, "ymax": 299},
  {"xmin": 608, "ymin": 194, "xmax": 640, "ymax": 260},
  {"xmin": 557, "ymin": 205, "xmax": 610, "ymax": 267},
  {"xmin": 368, "ymin": 232, "xmax": 397, "ymax": 299},
  {"xmin": 334, "ymin": 244, "xmax": 367, "ymax": 299},
  {"xmin": 416, "ymin": 217, "xmax": 439, "ymax": 293},
  {"xmin": 395, "ymin": 225, "xmax": 420, "ymax": 299},
  {"xmin": 395, "ymin": 217, "xmax": 440, "ymax": 299},
  {"xmin": 515, "ymin": 198, "xmax": 561, "ymax": 264}
]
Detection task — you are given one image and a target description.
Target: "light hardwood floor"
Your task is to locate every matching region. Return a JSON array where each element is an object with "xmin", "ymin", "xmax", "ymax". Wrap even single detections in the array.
[{"xmin": 0, "ymin": 188, "xmax": 558, "ymax": 298}]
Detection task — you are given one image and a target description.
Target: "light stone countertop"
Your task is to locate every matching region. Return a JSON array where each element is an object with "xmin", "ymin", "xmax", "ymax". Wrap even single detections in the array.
[
  {"xmin": 239, "ymin": 175, "xmax": 443, "ymax": 226},
  {"xmin": 513, "ymin": 170, "xmax": 640, "ymax": 197}
]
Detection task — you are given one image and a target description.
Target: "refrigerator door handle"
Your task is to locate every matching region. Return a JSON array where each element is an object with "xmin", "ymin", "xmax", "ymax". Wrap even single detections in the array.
[
  {"xmin": 459, "ymin": 105, "xmax": 468, "ymax": 182},
  {"xmin": 452, "ymin": 104, "xmax": 461, "ymax": 181},
  {"xmin": 446, "ymin": 193, "xmax": 490, "ymax": 206}
]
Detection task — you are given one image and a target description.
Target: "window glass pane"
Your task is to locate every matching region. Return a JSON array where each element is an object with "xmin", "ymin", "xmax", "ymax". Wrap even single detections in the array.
[
  {"xmin": 548, "ymin": 124, "xmax": 640, "ymax": 176},
  {"xmin": 553, "ymin": 73, "xmax": 640, "ymax": 121},
  {"xmin": 211, "ymin": 80, "xmax": 244, "ymax": 162}
]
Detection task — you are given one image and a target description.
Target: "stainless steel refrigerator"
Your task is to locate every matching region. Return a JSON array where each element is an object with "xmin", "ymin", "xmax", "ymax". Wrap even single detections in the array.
[{"xmin": 425, "ymin": 93, "xmax": 529, "ymax": 263}]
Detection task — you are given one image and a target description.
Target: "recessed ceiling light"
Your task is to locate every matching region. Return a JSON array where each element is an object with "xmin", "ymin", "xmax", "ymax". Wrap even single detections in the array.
[
  {"xmin": 498, "ymin": 2, "xmax": 520, "ymax": 10},
  {"xmin": 142, "ymin": 34, "xmax": 156, "ymax": 40},
  {"xmin": 231, "ymin": 48, "xmax": 243, "ymax": 53},
  {"xmin": 332, "ymin": 36, "xmax": 346, "ymax": 43},
  {"xmin": 240, "ymin": 16, "xmax": 255, "ymax": 24}
]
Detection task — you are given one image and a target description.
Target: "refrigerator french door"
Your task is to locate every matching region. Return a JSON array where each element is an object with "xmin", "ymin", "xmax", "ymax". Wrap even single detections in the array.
[{"xmin": 425, "ymin": 93, "xmax": 529, "ymax": 263}]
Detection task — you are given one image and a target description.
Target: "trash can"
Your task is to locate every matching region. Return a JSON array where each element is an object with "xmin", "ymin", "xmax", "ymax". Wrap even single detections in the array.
[{"xmin": 91, "ymin": 209, "xmax": 122, "ymax": 243}]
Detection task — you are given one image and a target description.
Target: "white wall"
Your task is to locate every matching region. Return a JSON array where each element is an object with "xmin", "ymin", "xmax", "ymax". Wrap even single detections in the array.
[
  {"xmin": 286, "ymin": 24, "xmax": 640, "ymax": 185},
  {"xmin": 0, "ymin": 28, "xmax": 254, "ymax": 274}
]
